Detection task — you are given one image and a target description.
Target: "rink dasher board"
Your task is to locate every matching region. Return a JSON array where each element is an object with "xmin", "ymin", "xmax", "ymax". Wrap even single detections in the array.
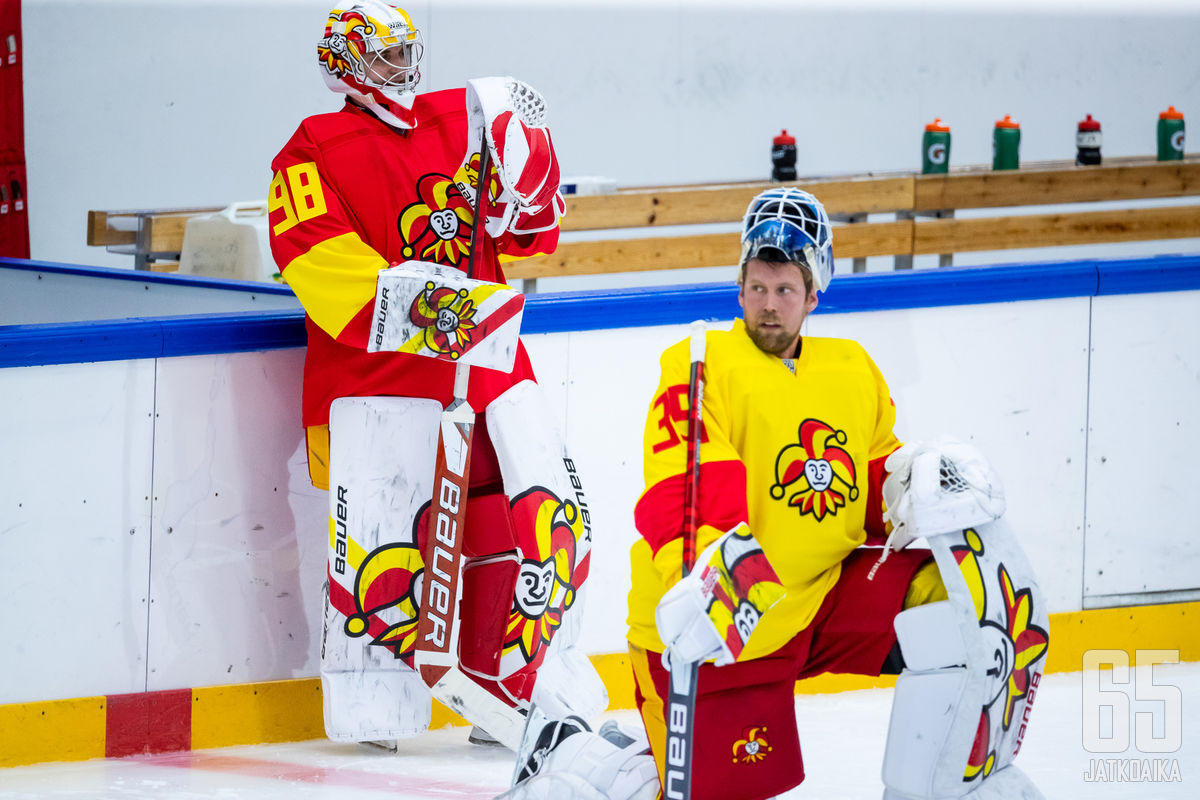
[{"xmin": 0, "ymin": 254, "xmax": 1198, "ymax": 706}]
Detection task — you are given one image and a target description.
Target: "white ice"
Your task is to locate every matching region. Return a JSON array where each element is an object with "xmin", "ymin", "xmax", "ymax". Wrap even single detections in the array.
[{"xmin": 2, "ymin": 663, "xmax": 1198, "ymax": 799}]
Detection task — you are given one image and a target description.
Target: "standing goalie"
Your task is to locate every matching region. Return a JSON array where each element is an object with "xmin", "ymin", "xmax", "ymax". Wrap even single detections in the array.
[{"xmin": 268, "ymin": 1, "xmax": 607, "ymax": 761}]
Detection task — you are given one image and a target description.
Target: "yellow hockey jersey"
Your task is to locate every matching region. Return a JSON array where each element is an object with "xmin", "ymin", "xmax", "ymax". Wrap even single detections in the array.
[{"xmin": 628, "ymin": 319, "xmax": 899, "ymax": 661}]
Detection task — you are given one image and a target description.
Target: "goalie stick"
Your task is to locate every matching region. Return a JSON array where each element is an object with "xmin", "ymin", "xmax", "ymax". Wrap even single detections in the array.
[
  {"xmin": 409, "ymin": 103, "xmax": 527, "ymax": 750},
  {"xmin": 664, "ymin": 320, "xmax": 707, "ymax": 800}
]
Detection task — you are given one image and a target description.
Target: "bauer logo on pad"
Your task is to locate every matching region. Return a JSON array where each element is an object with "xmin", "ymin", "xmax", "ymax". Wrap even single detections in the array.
[{"xmin": 368, "ymin": 260, "xmax": 525, "ymax": 372}]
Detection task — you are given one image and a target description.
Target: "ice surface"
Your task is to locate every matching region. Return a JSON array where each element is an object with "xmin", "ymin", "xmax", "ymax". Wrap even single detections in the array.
[{"xmin": 2, "ymin": 664, "xmax": 1197, "ymax": 799}]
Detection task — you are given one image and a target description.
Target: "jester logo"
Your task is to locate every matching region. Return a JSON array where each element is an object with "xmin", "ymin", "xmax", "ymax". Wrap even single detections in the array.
[
  {"xmin": 340, "ymin": 542, "xmax": 425, "ymax": 661},
  {"xmin": 953, "ymin": 529, "xmax": 1050, "ymax": 783},
  {"xmin": 732, "ymin": 726, "xmax": 772, "ymax": 764},
  {"xmin": 408, "ymin": 281, "xmax": 478, "ymax": 358},
  {"xmin": 503, "ymin": 487, "xmax": 589, "ymax": 665},
  {"xmin": 700, "ymin": 526, "xmax": 785, "ymax": 660},
  {"xmin": 769, "ymin": 419, "xmax": 858, "ymax": 520},
  {"xmin": 398, "ymin": 173, "xmax": 474, "ymax": 265},
  {"xmin": 318, "ymin": 10, "xmax": 373, "ymax": 78}
]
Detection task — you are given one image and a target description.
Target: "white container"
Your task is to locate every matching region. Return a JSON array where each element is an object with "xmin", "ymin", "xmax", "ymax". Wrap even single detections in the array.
[
  {"xmin": 558, "ymin": 176, "xmax": 617, "ymax": 196},
  {"xmin": 178, "ymin": 202, "xmax": 279, "ymax": 283}
]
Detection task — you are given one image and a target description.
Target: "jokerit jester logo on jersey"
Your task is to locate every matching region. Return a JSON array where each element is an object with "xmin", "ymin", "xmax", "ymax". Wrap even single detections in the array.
[
  {"xmin": 398, "ymin": 173, "xmax": 474, "ymax": 264},
  {"xmin": 769, "ymin": 418, "xmax": 859, "ymax": 520}
]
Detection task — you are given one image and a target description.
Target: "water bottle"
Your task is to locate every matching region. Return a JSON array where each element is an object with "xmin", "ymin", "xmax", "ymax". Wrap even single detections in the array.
[
  {"xmin": 771, "ymin": 129, "xmax": 797, "ymax": 181},
  {"xmin": 1076, "ymin": 114, "xmax": 1102, "ymax": 165},
  {"xmin": 1158, "ymin": 106, "xmax": 1185, "ymax": 161},
  {"xmin": 922, "ymin": 119, "xmax": 951, "ymax": 174},
  {"xmin": 993, "ymin": 115, "xmax": 1021, "ymax": 171}
]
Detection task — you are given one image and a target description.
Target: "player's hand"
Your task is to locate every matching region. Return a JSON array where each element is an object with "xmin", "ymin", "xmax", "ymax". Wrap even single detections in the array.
[{"xmin": 655, "ymin": 569, "xmax": 731, "ymax": 667}]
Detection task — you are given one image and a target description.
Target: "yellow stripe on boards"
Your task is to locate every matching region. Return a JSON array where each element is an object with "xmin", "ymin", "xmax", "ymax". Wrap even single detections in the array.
[
  {"xmin": 4, "ymin": 601, "xmax": 1199, "ymax": 767},
  {"xmin": 282, "ymin": 232, "xmax": 385, "ymax": 339},
  {"xmin": 191, "ymin": 679, "xmax": 324, "ymax": 750},
  {"xmin": 0, "ymin": 695, "xmax": 107, "ymax": 768}
]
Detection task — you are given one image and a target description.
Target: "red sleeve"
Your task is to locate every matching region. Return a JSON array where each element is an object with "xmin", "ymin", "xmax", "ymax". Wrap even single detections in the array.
[{"xmin": 634, "ymin": 460, "xmax": 748, "ymax": 556}]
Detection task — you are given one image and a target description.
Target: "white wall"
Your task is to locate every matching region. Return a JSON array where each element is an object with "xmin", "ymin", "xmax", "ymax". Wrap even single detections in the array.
[
  {"xmin": 21, "ymin": 0, "xmax": 1200, "ymax": 271},
  {"xmin": 3, "ymin": 285, "xmax": 1197, "ymax": 702}
]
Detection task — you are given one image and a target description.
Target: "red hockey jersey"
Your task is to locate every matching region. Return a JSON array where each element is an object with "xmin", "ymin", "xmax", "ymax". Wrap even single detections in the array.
[{"xmin": 268, "ymin": 89, "xmax": 558, "ymax": 431}]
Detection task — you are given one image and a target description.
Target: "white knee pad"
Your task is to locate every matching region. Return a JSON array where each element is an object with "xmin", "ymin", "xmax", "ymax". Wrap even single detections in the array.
[
  {"xmin": 882, "ymin": 521, "xmax": 1050, "ymax": 800},
  {"xmin": 322, "ymin": 396, "xmax": 441, "ymax": 741}
]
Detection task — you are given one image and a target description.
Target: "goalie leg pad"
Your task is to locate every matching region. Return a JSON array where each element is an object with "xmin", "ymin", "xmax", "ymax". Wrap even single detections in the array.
[
  {"xmin": 323, "ymin": 396, "xmax": 442, "ymax": 741},
  {"xmin": 485, "ymin": 380, "xmax": 594, "ymax": 687},
  {"xmin": 882, "ymin": 520, "xmax": 1050, "ymax": 799}
]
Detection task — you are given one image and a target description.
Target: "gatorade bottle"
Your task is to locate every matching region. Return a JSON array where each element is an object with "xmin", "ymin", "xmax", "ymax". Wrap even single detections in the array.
[
  {"xmin": 922, "ymin": 118, "xmax": 951, "ymax": 174},
  {"xmin": 993, "ymin": 115, "xmax": 1020, "ymax": 170},
  {"xmin": 1158, "ymin": 106, "xmax": 1185, "ymax": 161},
  {"xmin": 1076, "ymin": 114, "xmax": 1102, "ymax": 165},
  {"xmin": 771, "ymin": 129, "xmax": 797, "ymax": 181}
]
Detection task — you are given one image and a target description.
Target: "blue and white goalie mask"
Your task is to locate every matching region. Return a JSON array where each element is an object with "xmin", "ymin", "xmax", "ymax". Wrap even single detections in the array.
[{"xmin": 739, "ymin": 187, "xmax": 834, "ymax": 293}]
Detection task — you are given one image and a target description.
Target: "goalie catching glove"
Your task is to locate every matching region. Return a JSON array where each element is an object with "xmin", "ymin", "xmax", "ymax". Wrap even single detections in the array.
[
  {"xmin": 654, "ymin": 523, "xmax": 785, "ymax": 667},
  {"xmin": 881, "ymin": 437, "xmax": 1006, "ymax": 553},
  {"xmin": 466, "ymin": 76, "xmax": 564, "ymax": 237}
]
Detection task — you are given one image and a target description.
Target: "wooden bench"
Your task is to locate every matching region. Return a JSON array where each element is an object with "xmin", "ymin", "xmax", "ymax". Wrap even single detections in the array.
[{"xmin": 87, "ymin": 155, "xmax": 1200, "ymax": 283}]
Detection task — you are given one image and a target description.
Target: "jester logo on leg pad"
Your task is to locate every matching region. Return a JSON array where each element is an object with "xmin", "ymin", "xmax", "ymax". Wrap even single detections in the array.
[
  {"xmin": 770, "ymin": 418, "xmax": 858, "ymax": 520},
  {"xmin": 952, "ymin": 529, "xmax": 1049, "ymax": 783},
  {"xmin": 336, "ymin": 542, "xmax": 426, "ymax": 661},
  {"xmin": 503, "ymin": 487, "xmax": 591, "ymax": 668}
]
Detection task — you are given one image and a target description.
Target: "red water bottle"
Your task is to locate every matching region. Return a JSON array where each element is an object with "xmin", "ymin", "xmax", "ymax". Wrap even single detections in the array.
[{"xmin": 1076, "ymin": 114, "xmax": 1102, "ymax": 165}]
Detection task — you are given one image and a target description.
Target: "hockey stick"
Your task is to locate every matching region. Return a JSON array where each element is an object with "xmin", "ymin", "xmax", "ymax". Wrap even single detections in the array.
[
  {"xmin": 664, "ymin": 320, "xmax": 707, "ymax": 800},
  {"xmin": 466, "ymin": 127, "xmax": 490, "ymax": 280},
  {"xmin": 408, "ymin": 122, "xmax": 528, "ymax": 750}
]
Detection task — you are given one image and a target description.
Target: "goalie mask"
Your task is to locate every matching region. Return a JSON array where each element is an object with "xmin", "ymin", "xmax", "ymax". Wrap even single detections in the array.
[
  {"xmin": 318, "ymin": 2, "xmax": 425, "ymax": 129},
  {"xmin": 740, "ymin": 187, "xmax": 834, "ymax": 293}
]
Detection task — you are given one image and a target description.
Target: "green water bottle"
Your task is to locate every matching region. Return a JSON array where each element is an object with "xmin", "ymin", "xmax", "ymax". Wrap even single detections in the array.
[
  {"xmin": 922, "ymin": 118, "xmax": 951, "ymax": 174},
  {"xmin": 993, "ymin": 115, "xmax": 1020, "ymax": 170},
  {"xmin": 1158, "ymin": 106, "xmax": 1185, "ymax": 161}
]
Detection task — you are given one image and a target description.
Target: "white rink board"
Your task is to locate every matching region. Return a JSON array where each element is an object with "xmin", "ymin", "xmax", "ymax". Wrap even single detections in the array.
[
  {"xmin": 0, "ymin": 360, "xmax": 156, "ymax": 705},
  {"xmin": 1084, "ymin": 289, "xmax": 1200, "ymax": 603},
  {"xmin": 146, "ymin": 350, "xmax": 326, "ymax": 691},
  {"xmin": 1, "ymin": 289, "xmax": 1197, "ymax": 699}
]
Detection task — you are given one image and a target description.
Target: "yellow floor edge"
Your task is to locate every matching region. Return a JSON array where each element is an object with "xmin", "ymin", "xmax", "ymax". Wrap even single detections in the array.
[{"xmin": 3, "ymin": 600, "xmax": 1198, "ymax": 768}]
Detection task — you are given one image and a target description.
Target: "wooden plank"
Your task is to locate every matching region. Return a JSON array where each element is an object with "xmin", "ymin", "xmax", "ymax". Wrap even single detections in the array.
[
  {"xmin": 86, "ymin": 211, "xmax": 134, "ymax": 247},
  {"xmin": 914, "ymin": 159, "xmax": 1200, "ymax": 211},
  {"xmin": 505, "ymin": 220, "xmax": 913, "ymax": 279},
  {"xmin": 560, "ymin": 176, "xmax": 914, "ymax": 232},
  {"xmin": 912, "ymin": 204, "xmax": 1200, "ymax": 255},
  {"xmin": 145, "ymin": 214, "xmax": 192, "ymax": 254}
]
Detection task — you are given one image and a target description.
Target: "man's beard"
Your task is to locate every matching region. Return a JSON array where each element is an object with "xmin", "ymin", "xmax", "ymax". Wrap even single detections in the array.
[{"xmin": 746, "ymin": 315, "xmax": 799, "ymax": 357}]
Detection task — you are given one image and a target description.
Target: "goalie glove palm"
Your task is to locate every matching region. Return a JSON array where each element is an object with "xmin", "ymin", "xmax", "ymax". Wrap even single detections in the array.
[{"xmin": 881, "ymin": 438, "xmax": 1006, "ymax": 551}]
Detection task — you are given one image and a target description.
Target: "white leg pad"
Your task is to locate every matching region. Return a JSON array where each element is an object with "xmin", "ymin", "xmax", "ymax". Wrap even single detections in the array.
[
  {"xmin": 882, "ymin": 520, "xmax": 1050, "ymax": 799},
  {"xmin": 322, "ymin": 396, "xmax": 441, "ymax": 742},
  {"xmin": 530, "ymin": 644, "xmax": 609, "ymax": 722},
  {"xmin": 883, "ymin": 764, "xmax": 1045, "ymax": 800},
  {"xmin": 485, "ymin": 380, "xmax": 595, "ymax": 681}
]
